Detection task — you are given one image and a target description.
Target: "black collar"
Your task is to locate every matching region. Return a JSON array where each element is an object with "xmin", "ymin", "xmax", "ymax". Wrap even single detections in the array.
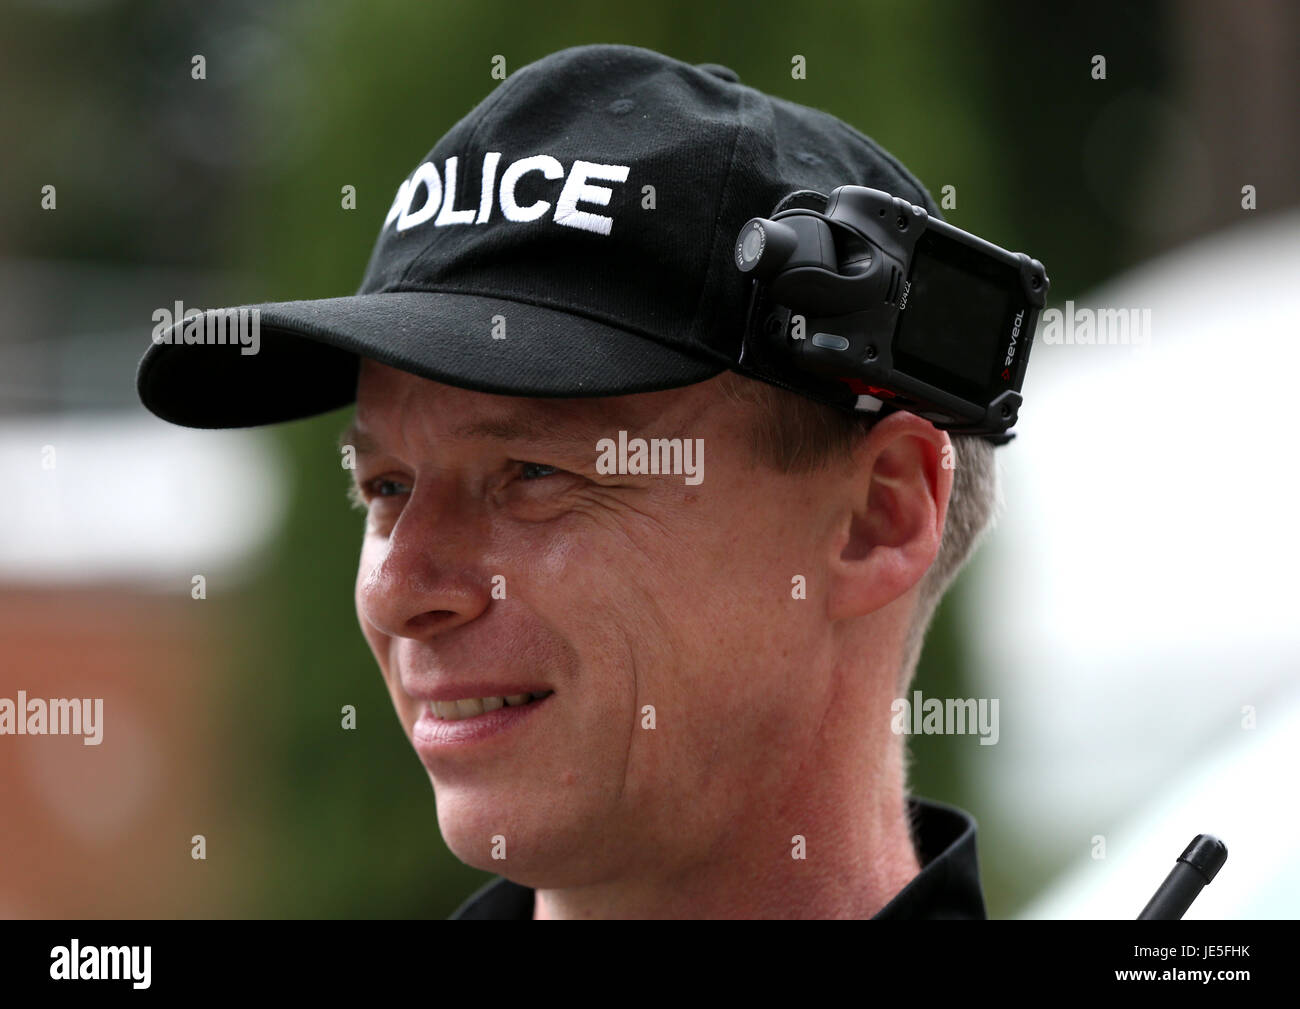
[{"xmin": 449, "ymin": 795, "xmax": 987, "ymax": 919}]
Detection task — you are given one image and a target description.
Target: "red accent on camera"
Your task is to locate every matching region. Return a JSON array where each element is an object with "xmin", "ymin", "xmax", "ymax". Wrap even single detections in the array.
[{"xmin": 840, "ymin": 378, "xmax": 897, "ymax": 399}]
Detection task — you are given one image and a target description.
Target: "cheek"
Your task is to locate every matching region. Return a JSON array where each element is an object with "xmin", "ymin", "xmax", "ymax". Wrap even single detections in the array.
[
  {"xmin": 492, "ymin": 523, "xmax": 660, "ymax": 711},
  {"xmin": 516, "ymin": 512, "xmax": 726, "ymax": 710},
  {"xmin": 611, "ymin": 503, "xmax": 818, "ymax": 745}
]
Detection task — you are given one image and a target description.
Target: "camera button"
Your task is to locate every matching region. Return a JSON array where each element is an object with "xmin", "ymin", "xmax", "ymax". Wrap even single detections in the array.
[{"xmin": 811, "ymin": 332, "xmax": 850, "ymax": 351}]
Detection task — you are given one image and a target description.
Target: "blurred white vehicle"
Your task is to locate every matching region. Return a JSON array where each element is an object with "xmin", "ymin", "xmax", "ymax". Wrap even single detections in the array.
[{"xmin": 962, "ymin": 207, "xmax": 1300, "ymax": 919}]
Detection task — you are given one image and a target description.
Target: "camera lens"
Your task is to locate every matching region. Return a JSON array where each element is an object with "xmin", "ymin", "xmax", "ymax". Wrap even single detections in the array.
[{"xmin": 735, "ymin": 217, "xmax": 798, "ymax": 277}]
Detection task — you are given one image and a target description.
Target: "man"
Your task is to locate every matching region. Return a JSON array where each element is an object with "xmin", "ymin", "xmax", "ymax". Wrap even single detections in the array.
[{"xmin": 137, "ymin": 43, "xmax": 995, "ymax": 919}]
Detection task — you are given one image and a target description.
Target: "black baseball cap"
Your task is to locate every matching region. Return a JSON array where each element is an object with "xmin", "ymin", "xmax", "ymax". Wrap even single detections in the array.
[{"xmin": 136, "ymin": 43, "xmax": 941, "ymax": 428}]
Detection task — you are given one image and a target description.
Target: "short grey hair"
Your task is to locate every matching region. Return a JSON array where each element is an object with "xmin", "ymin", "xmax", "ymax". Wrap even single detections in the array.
[{"xmin": 716, "ymin": 371, "xmax": 1001, "ymax": 689}]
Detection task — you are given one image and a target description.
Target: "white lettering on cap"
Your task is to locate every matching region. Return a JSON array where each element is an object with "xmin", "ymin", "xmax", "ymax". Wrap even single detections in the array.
[
  {"xmin": 434, "ymin": 156, "xmax": 477, "ymax": 226},
  {"xmin": 382, "ymin": 153, "xmax": 632, "ymax": 238},
  {"xmin": 499, "ymin": 154, "xmax": 564, "ymax": 222},
  {"xmin": 395, "ymin": 161, "xmax": 443, "ymax": 232},
  {"xmin": 476, "ymin": 151, "xmax": 502, "ymax": 224},
  {"xmin": 554, "ymin": 161, "xmax": 631, "ymax": 236},
  {"xmin": 383, "ymin": 178, "xmax": 410, "ymax": 228}
]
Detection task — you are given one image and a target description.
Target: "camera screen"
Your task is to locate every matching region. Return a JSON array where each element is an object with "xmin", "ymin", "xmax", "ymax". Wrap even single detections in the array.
[{"xmin": 894, "ymin": 230, "xmax": 1016, "ymax": 402}]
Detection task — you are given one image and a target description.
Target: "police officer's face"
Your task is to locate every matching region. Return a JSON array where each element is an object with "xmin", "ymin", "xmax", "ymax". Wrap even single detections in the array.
[{"xmin": 350, "ymin": 359, "xmax": 839, "ymax": 886}]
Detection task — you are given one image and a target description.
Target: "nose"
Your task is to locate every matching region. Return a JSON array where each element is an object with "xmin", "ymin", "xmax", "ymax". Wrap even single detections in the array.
[{"xmin": 355, "ymin": 483, "xmax": 492, "ymax": 642}]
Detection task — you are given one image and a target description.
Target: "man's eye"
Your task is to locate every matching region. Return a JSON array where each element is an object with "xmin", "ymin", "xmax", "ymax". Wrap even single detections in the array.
[
  {"xmin": 367, "ymin": 477, "xmax": 411, "ymax": 498},
  {"xmin": 518, "ymin": 462, "xmax": 560, "ymax": 481}
]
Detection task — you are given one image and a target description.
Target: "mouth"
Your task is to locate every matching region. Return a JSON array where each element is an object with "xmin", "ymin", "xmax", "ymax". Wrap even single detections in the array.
[{"xmin": 426, "ymin": 690, "xmax": 555, "ymax": 722}]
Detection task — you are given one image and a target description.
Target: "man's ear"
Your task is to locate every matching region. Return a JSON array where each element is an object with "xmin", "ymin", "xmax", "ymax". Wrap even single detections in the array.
[{"xmin": 826, "ymin": 412, "xmax": 953, "ymax": 622}]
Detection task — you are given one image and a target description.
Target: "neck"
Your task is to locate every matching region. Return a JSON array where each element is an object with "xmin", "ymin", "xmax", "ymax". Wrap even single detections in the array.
[{"xmin": 532, "ymin": 731, "xmax": 921, "ymax": 919}]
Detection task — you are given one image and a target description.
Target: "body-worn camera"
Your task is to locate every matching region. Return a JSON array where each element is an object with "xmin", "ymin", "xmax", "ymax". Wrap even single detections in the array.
[{"xmin": 733, "ymin": 185, "xmax": 1049, "ymax": 444}]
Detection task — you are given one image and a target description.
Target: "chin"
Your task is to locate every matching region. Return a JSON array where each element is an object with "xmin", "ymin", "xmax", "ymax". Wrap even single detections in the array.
[
  {"xmin": 433, "ymin": 782, "xmax": 532, "ymax": 867},
  {"xmin": 432, "ymin": 784, "xmax": 606, "ymax": 888}
]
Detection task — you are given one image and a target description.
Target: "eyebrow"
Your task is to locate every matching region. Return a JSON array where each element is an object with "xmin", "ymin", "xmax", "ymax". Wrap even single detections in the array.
[{"xmin": 336, "ymin": 408, "xmax": 626, "ymax": 462}]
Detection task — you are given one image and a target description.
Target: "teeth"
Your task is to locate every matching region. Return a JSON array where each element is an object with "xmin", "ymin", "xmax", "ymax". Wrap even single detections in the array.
[
  {"xmin": 455, "ymin": 698, "xmax": 485, "ymax": 718},
  {"xmin": 428, "ymin": 692, "xmax": 552, "ymax": 721},
  {"xmin": 433, "ymin": 700, "xmax": 460, "ymax": 719}
]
